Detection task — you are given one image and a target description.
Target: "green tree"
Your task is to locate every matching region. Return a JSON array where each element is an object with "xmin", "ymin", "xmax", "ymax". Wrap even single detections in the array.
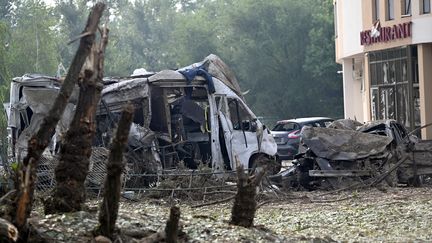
[
  {"xmin": 54, "ymin": 0, "xmax": 89, "ymax": 67},
  {"xmin": 0, "ymin": 0, "xmax": 12, "ymax": 84},
  {"xmin": 0, "ymin": 22, "xmax": 10, "ymax": 85},
  {"xmin": 216, "ymin": 0, "xmax": 315, "ymax": 118},
  {"xmin": 104, "ymin": 0, "xmax": 179, "ymax": 75},
  {"xmin": 7, "ymin": 0, "xmax": 60, "ymax": 76},
  {"xmin": 168, "ymin": 1, "xmax": 220, "ymax": 66},
  {"xmin": 0, "ymin": 0, "xmax": 12, "ymax": 22},
  {"xmin": 304, "ymin": 0, "xmax": 343, "ymax": 118}
]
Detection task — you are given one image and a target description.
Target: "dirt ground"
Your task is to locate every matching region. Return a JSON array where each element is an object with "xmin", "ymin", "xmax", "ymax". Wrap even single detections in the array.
[{"xmin": 28, "ymin": 186, "xmax": 432, "ymax": 242}]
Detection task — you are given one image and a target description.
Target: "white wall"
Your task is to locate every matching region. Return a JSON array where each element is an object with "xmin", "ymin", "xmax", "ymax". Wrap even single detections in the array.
[
  {"xmin": 342, "ymin": 59, "xmax": 364, "ymax": 122},
  {"xmin": 341, "ymin": 0, "xmax": 364, "ymax": 58},
  {"xmin": 412, "ymin": 17, "xmax": 432, "ymax": 44}
]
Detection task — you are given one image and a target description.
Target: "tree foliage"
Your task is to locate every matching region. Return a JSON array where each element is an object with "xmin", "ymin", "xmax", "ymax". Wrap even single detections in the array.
[
  {"xmin": 7, "ymin": 0, "xmax": 60, "ymax": 76},
  {"xmin": 1, "ymin": 0, "xmax": 343, "ymax": 122}
]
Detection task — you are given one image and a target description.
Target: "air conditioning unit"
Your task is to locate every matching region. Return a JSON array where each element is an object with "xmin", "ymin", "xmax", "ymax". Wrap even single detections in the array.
[
  {"xmin": 353, "ymin": 69, "xmax": 363, "ymax": 80},
  {"xmin": 352, "ymin": 58, "xmax": 363, "ymax": 81}
]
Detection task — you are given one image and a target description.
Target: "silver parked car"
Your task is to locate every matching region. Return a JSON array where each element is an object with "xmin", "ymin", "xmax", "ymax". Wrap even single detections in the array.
[{"xmin": 271, "ymin": 117, "xmax": 334, "ymax": 160}]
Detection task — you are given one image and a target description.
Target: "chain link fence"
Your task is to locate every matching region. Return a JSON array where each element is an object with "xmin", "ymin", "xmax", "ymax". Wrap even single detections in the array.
[{"xmin": 34, "ymin": 146, "xmax": 239, "ymax": 201}]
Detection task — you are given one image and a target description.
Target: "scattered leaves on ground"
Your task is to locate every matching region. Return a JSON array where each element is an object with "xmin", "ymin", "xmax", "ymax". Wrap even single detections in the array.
[{"xmin": 29, "ymin": 187, "xmax": 432, "ymax": 242}]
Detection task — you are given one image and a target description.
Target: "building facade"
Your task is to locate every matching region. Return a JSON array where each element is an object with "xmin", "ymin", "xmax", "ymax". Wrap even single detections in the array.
[{"xmin": 334, "ymin": 0, "xmax": 432, "ymax": 138}]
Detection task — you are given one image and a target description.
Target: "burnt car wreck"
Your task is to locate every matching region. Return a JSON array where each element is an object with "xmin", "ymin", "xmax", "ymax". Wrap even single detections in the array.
[
  {"xmin": 4, "ymin": 54, "xmax": 279, "ymax": 189},
  {"xmin": 279, "ymin": 119, "xmax": 432, "ymax": 190}
]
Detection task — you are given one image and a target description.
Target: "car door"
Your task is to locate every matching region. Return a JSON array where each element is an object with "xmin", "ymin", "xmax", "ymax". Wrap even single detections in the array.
[{"xmin": 218, "ymin": 96, "xmax": 259, "ymax": 169}]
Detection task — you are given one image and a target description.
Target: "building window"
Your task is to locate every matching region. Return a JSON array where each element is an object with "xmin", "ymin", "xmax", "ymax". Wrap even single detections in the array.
[
  {"xmin": 402, "ymin": 0, "xmax": 411, "ymax": 16},
  {"xmin": 373, "ymin": 0, "xmax": 380, "ymax": 21},
  {"xmin": 369, "ymin": 46, "xmax": 418, "ymax": 132},
  {"xmin": 422, "ymin": 0, "xmax": 431, "ymax": 14},
  {"xmin": 386, "ymin": 0, "xmax": 395, "ymax": 20}
]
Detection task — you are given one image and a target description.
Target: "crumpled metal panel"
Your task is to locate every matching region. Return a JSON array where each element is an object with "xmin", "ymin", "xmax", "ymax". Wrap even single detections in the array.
[
  {"xmin": 327, "ymin": 119, "xmax": 363, "ymax": 130},
  {"xmin": 301, "ymin": 126, "xmax": 392, "ymax": 160},
  {"xmin": 99, "ymin": 78, "xmax": 149, "ymax": 113},
  {"xmin": 178, "ymin": 54, "xmax": 244, "ymax": 100},
  {"xmin": 148, "ymin": 70, "xmax": 191, "ymax": 83},
  {"xmin": 23, "ymin": 87, "xmax": 59, "ymax": 114},
  {"xmin": 357, "ymin": 120, "xmax": 392, "ymax": 134},
  {"xmin": 128, "ymin": 123, "xmax": 154, "ymax": 148},
  {"xmin": 259, "ymin": 128, "xmax": 277, "ymax": 156},
  {"xmin": 202, "ymin": 54, "xmax": 244, "ymax": 100}
]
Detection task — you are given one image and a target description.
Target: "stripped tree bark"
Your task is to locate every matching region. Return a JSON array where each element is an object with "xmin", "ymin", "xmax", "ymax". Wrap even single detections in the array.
[
  {"xmin": 230, "ymin": 165, "xmax": 266, "ymax": 227},
  {"xmin": 44, "ymin": 18, "xmax": 109, "ymax": 214},
  {"xmin": 11, "ymin": 2, "xmax": 106, "ymax": 236},
  {"xmin": 95, "ymin": 104, "xmax": 134, "ymax": 240}
]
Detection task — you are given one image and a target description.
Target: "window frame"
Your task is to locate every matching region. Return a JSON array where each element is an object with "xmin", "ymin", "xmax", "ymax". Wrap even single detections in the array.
[
  {"xmin": 386, "ymin": 0, "xmax": 395, "ymax": 20},
  {"xmin": 401, "ymin": 0, "xmax": 411, "ymax": 16},
  {"xmin": 227, "ymin": 98, "xmax": 254, "ymax": 131},
  {"xmin": 421, "ymin": 0, "xmax": 431, "ymax": 14},
  {"xmin": 372, "ymin": 0, "xmax": 380, "ymax": 21}
]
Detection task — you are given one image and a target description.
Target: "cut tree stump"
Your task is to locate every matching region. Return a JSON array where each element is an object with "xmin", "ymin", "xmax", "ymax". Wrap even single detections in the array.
[
  {"xmin": 230, "ymin": 165, "xmax": 266, "ymax": 227},
  {"xmin": 95, "ymin": 104, "xmax": 134, "ymax": 240},
  {"xmin": 140, "ymin": 206, "xmax": 181, "ymax": 243},
  {"xmin": 165, "ymin": 206, "xmax": 181, "ymax": 243}
]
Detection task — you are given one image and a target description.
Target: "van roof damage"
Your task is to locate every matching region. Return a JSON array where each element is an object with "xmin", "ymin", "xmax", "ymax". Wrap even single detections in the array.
[{"xmin": 5, "ymin": 54, "xmax": 278, "ymax": 190}]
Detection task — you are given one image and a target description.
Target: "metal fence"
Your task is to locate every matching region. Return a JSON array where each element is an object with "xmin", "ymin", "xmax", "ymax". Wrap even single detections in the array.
[{"xmin": 35, "ymin": 147, "xmax": 239, "ymax": 200}]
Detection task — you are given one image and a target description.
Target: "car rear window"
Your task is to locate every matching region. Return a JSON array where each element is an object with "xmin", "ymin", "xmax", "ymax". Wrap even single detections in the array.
[
  {"xmin": 302, "ymin": 120, "xmax": 334, "ymax": 128},
  {"xmin": 272, "ymin": 122, "xmax": 299, "ymax": 131}
]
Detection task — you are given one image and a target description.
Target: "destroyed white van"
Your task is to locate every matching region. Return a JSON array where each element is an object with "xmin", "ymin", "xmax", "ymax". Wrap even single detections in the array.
[{"xmin": 5, "ymin": 54, "xmax": 279, "ymax": 182}]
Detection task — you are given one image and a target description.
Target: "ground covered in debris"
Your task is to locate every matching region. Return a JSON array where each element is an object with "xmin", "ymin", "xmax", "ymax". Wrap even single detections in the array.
[{"xmin": 29, "ymin": 187, "xmax": 432, "ymax": 242}]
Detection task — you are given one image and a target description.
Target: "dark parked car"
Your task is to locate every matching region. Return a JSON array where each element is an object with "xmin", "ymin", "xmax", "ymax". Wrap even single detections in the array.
[{"xmin": 271, "ymin": 117, "xmax": 334, "ymax": 160}]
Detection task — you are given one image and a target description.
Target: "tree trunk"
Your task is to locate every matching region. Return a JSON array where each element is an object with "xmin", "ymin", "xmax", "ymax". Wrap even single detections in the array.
[
  {"xmin": 95, "ymin": 104, "xmax": 134, "ymax": 239},
  {"xmin": 12, "ymin": 2, "xmax": 105, "ymax": 236},
  {"xmin": 230, "ymin": 165, "xmax": 266, "ymax": 227},
  {"xmin": 165, "ymin": 206, "xmax": 180, "ymax": 243},
  {"xmin": 44, "ymin": 23, "xmax": 109, "ymax": 214},
  {"xmin": 140, "ymin": 206, "xmax": 181, "ymax": 243}
]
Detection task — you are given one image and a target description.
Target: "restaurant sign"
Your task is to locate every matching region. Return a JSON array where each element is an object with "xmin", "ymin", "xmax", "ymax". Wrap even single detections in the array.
[{"xmin": 360, "ymin": 21, "xmax": 412, "ymax": 46}]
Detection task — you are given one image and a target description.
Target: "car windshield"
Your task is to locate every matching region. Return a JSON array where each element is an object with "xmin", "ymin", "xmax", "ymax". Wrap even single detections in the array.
[{"xmin": 272, "ymin": 122, "xmax": 298, "ymax": 131}]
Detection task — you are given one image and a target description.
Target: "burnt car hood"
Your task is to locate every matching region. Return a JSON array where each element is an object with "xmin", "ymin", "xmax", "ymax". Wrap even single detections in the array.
[{"xmin": 301, "ymin": 127, "xmax": 393, "ymax": 160}]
